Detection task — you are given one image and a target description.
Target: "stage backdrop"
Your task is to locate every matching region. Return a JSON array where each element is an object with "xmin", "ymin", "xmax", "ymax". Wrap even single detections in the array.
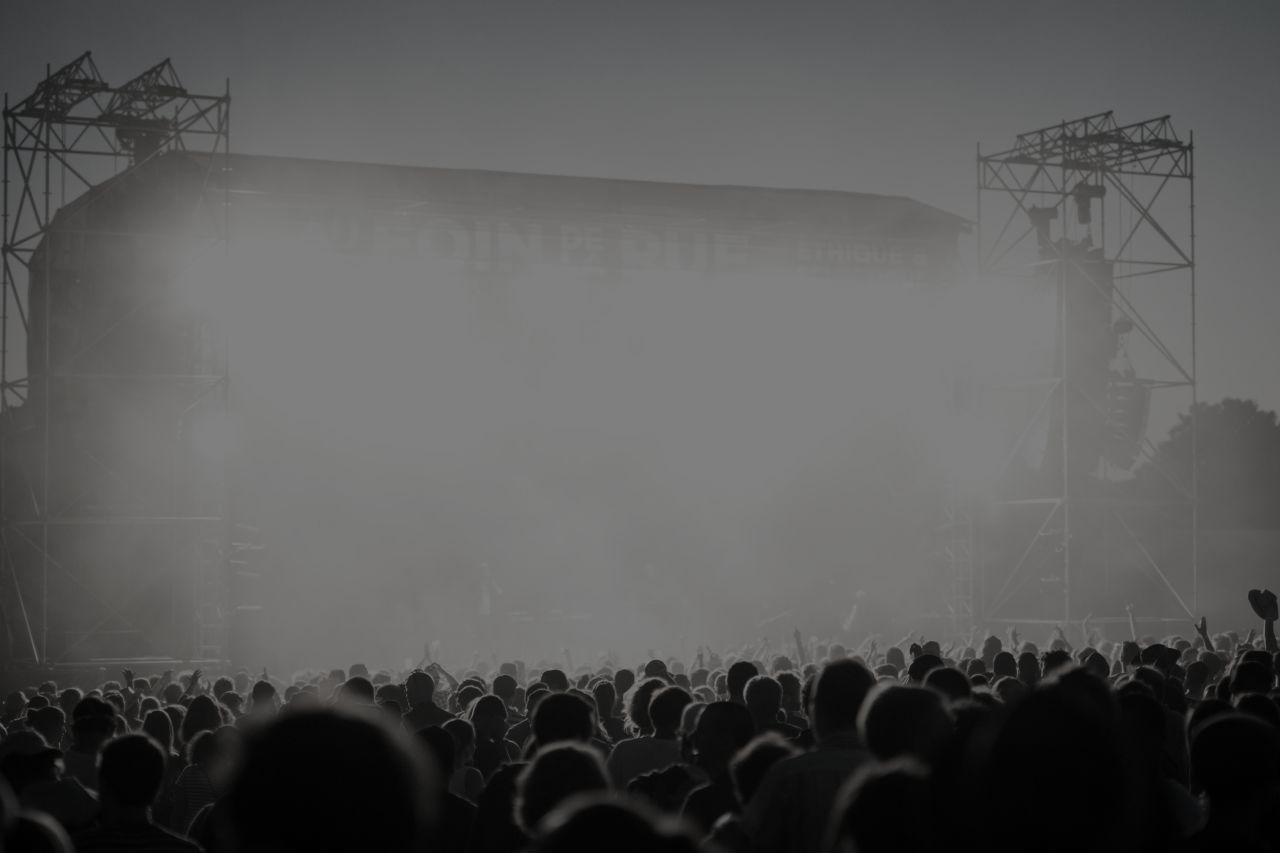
[{"xmin": 18, "ymin": 152, "xmax": 983, "ymax": 668}]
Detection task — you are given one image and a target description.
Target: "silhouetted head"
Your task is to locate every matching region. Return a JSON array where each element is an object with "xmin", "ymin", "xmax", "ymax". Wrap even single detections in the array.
[
  {"xmin": 493, "ymin": 675, "xmax": 518, "ymax": 704},
  {"xmin": 26, "ymin": 707, "xmax": 65, "ymax": 749},
  {"xmin": 923, "ymin": 667, "xmax": 970, "ymax": 702},
  {"xmin": 533, "ymin": 693, "xmax": 596, "ymax": 747},
  {"xmin": 57, "ymin": 688, "xmax": 82, "ymax": 717},
  {"xmin": 98, "ymin": 734, "xmax": 166, "ymax": 809},
  {"xmin": 730, "ymin": 732, "xmax": 800, "ymax": 806},
  {"xmin": 1232, "ymin": 661, "xmax": 1273, "ymax": 696},
  {"xmin": 858, "ymin": 684, "xmax": 952, "ymax": 763},
  {"xmin": 1191, "ymin": 712, "xmax": 1280, "ymax": 807},
  {"xmin": 338, "ymin": 676, "xmax": 375, "ymax": 706},
  {"xmin": 980, "ymin": 680, "xmax": 1141, "ymax": 853},
  {"xmin": 542, "ymin": 670, "xmax": 570, "ymax": 693},
  {"xmin": 690, "ymin": 701, "xmax": 755, "ymax": 773},
  {"xmin": 776, "ymin": 671, "xmax": 802, "ymax": 709},
  {"xmin": 533, "ymin": 796, "xmax": 700, "ymax": 853},
  {"xmin": 0, "ymin": 730, "xmax": 61, "ymax": 794},
  {"xmin": 516, "ymin": 743, "xmax": 609, "ymax": 836},
  {"xmin": 613, "ymin": 669, "xmax": 636, "ymax": 703},
  {"xmin": 71, "ymin": 696, "xmax": 116, "ymax": 750},
  {"xmin": 228, "ymin": 708, "xmax": 435, "ymax": 853},
  {"xmin": 648, "ymin": 687, "xmax": 692, "ymax": 737},
  {"xmin": 627, "ymin": 679, "xmax": 667, "ymax": 735},
  {"xmin": 992, "ymin": 676, "xmax": 1026, "ymax": 705},
  {"xmin": 812, "ymin": 660, "xmax": 875, "ymax": 741},
  {"xmin": 1234, "ymin": 692, "xmax": 1280, "ymax": 729},
  {"xmin": 743, "ymin": 675, "xmax": 783, "ymax": 720},
  {"xmin": 469, "ymin": 694, "xmax": 510, "ymax": 741},
  {"xmin": 906, "ymin": 654, "xmax": 942, "ymax": 684},
  {"xmin": 1184, "ymin": 660, "xmax": 1209, "ymax": 695},
  {"xmin": 992, "ymin": 651, "xmax": 1017, "ymax": 678},
  {"xmin": 643, "ymin": 659, "xmax": 669, "ymax": 680},
  {"xmin": 405, "ymin": 671, "xmax": 437, "ymax": 707},
  {"xmin": 1016, "ymin": 652, "xmax": 1041, "ymax": 685},
  {"xmin": 1042, "ymin": 649, "xmax": 1072, "ymax": 675},
  {"xmin": 726, "ymin": 661, "xmax": 760, "ymax": 704},
  {"xmin": 829, "ymin": 758, "xmax": 935, "ymax": 853},
  {"xmin": 181, "ymin": 695, "xmax": 227, "ymax": 744},
  {"xmin": 591, "ymin": 681, "xmax": 617, "ymax": 721},
  {"xmin": 444, "ymin": 717, "xmax": 476, "ymax": 761},
  {"xmin": 417, "ymin": 725, "xmax": 457, "ymax": 776},
  {"xmin": 140, "ymin": 709, "xmax": 173, "ymax": 753}
]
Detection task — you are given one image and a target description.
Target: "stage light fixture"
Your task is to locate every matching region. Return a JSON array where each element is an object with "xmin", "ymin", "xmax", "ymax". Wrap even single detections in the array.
[{"xmin": 1072, "ymin": 183, "xmax": 1106, "ymax": 225}]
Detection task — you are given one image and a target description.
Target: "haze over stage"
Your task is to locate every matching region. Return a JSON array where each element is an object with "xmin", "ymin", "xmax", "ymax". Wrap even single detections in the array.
[{"xmin": 16, "ymin": 150, "xmax": 990, "ymax": 666}]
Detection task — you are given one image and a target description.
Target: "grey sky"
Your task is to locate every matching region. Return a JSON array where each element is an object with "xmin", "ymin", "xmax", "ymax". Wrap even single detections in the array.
[{"xmin": 3, "ymin": 0, "xmax": 1279, "ymax": 420}]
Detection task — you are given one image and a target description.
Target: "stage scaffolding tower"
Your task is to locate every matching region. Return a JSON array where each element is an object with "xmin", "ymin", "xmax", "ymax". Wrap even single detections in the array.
[
  {"xmin": 957, "ymin": 113, "xmax": 1197, "ymax": 634},
  {"xmin": 1, "ymin": 53, "xmax": 231, "ymax": 665}
]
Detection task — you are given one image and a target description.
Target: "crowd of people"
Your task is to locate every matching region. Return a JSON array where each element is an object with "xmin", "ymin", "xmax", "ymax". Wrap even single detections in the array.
[{"xmin": 1, "ymin": 588, "xmax": 1279, "ymax": 852}]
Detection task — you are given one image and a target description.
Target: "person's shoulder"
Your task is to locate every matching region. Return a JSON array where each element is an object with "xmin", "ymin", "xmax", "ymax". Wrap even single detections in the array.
[
  {"xmin": 757, "ymin": 746, "xmax": 825, "ymax": 781},
  {"xmin": 683, "ymin": 781, "xmax": 715, "ymax": 806},
  {"xmin": 76, "ymin": 822, "xmax": 204, "ymax": 853},
  {"xmin": 443, "ymin": 790, "xmax": 478, "ymax": 819}
]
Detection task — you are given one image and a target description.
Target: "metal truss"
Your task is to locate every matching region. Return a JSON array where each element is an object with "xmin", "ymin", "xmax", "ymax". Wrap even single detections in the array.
[
  {"xmin": 1, "ymin": 54, "xmax": 231, "ymax": 665},
  {"xmin": 962, "ymin": 112, "xmax": 1196, "ymax": 630}
]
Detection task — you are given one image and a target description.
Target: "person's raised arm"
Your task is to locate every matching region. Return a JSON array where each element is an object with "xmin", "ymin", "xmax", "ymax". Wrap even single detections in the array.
[
  {"xmin": 793, "ymin": 628, "xmax": 808, "ymax": 667},
  {"xmin": 119, "ymin": 668, "xmax": 137, "ymax": 701},
  {"xmin": 1258, "ymin": 590, "xmax": 1279, "ymax": 653},
  {"xmin": 1052, "ymin": 624, "xmax": 1073, "ymax": 653},
  {"xmin": 180, "ymin": 668, "xmax": 203, "ymax": 701},
  {"xmin": 155, "ymin": 668, "xmax": 175, "ymax": 697},
  {"xmin": 1125, "ymin": 603, "xmax": 1137, "ymax": 642},
  {"xmin": 1194, "ymin": 616, "xmax": 1214, "ymax": 651},
  {"xmin": 429, "ymin": 661, "xmax": 459, "ymax": 691}
]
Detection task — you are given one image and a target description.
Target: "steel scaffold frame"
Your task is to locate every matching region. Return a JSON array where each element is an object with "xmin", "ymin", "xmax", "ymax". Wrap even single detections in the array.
[
  {"xmin": 1, "ymin": 53, "xmax": 231, "ymax": 665},
  {"xmin": 955, "ymin": 112, "xmax": 1196, "ymax": 632}
]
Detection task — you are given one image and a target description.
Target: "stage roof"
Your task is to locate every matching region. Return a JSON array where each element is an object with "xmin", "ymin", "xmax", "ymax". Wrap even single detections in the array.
[
  {"xmin": 211, "ymin": 152, "xmax": 969, "ymax": 236},
  {"xmin": 55, "ymin": 151, "xmax": 968, "ymax": 242}
]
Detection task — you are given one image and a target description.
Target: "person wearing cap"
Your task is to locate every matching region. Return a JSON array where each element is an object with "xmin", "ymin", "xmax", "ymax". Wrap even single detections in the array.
[
  {"xmin": 0, "ymin": 729, "xmax": 98, "ymax": 832},
  {"xmin": 63, "ymin": 697, "xmax": 117, "ymax": 793},
  {"xmin": 1180, "ymin": 712, "xmax": 1280, "ymax": 852}
]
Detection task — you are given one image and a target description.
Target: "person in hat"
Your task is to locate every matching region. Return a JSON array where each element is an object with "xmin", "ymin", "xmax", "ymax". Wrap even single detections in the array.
[
  {"xmin": 0, "ymin": 729, "xmax": 98, "ymax": 832},
  {"xmin": 1248, "ymin": 588, "xmax": 1278, "ymax": 653}
]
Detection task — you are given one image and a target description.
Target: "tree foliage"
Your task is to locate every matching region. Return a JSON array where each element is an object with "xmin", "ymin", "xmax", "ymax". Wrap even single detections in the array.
[{"xmin": 1134, "ymin": 398, "xmax": 1280, "ymax": 529}]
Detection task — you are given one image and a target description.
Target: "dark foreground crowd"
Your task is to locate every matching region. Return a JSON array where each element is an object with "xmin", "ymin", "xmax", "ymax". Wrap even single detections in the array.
[{"xmin": 2, "ymin": 591, "xmax": 1280, "ymax": 853}]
